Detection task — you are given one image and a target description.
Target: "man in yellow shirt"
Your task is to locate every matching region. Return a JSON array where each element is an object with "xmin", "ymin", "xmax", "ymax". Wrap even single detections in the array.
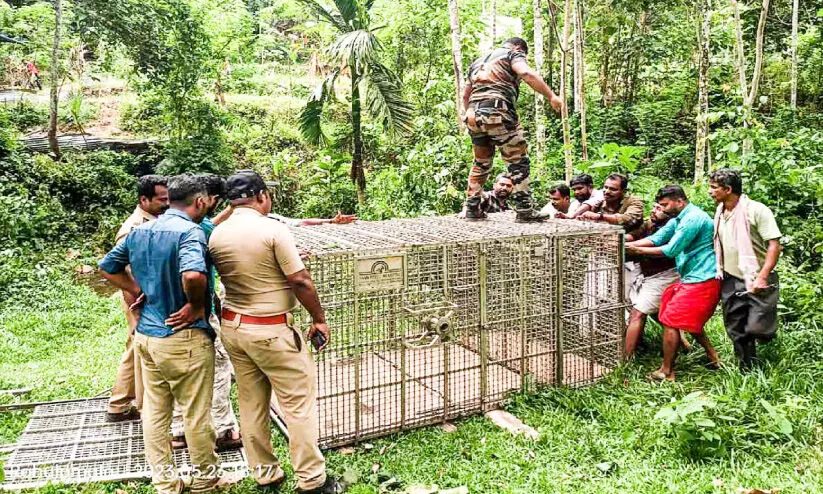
[{"xmin": 209, "ymin": 170, "xmax": 346, "ymax": 493}]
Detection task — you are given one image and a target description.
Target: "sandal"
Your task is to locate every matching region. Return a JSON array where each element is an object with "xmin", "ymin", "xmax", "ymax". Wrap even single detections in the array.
[
  {"xmin": 216, "ymin": 429, "xmax": 243, "ymax": 451},
  {"xmin": 647, "ymin": 370, "xmax": 675, "ymax": 382}
]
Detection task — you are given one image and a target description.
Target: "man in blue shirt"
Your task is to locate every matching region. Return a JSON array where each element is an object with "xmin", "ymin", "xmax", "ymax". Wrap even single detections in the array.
[
  {"xmin": 167, "ymin": 174, "xmax": 243, "ymax": 453},
  {"xmin": 99, "ymin": 175, "xmax": 220, "ymax": 494},
  {"xmin": 626, "ymin": 185, "xmax": 722, "ymax": 382}
]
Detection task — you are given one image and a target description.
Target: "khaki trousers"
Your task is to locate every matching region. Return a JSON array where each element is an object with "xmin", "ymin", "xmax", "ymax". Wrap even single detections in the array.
[
  {"xmin": 108, "ymin": 292, "xmax": 144, "ymax": 414},
  {"xmin": 172, "ymin": 316, "xmax": 237, "ymax": 437},
  {"xmin": 220, "ymin": 314, "xmax": 325, "ymax": 490},
  {"xmin": 135, "ymin": 329, "xmax": 219, "ymax": 494}
]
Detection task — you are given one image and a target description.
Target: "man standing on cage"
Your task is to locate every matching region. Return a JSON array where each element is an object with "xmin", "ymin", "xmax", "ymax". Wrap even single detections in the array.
[{"xmin": 461, "ymin": 37, "xmax": 563, "ymax": 222}]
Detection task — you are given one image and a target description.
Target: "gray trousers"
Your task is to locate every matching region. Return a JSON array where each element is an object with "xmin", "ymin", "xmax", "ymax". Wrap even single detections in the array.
[{"xmin": 721, "ymin": 271, "xmax": 779, "ymax": 349}]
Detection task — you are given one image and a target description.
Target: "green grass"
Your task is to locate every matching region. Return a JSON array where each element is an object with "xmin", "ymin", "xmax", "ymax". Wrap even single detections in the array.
[{"xmin": 2, "ymin": 266, "xmax": 823, "ymax": 493}]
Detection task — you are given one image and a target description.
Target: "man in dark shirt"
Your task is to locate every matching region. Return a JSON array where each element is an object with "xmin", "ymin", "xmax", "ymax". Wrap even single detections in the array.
[
  {"xmin": 462, "ymin": 37, "xmax": 563, "ymax": 222},
  {"xmin": 99, "ymin": 175, "xmax": 223, "ymax": 494},
  {"xmin": 624, "ymin": 203, "xmax": 681, "ymax": 358},
  {"xmin": 457, "ymin": 173, "xmax": 514, "ymax": 217}
]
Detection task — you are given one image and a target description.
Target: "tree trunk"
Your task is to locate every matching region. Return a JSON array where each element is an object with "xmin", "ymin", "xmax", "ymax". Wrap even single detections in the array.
[
  {"xmin": 574, "ymin": 0, "xmax": 587, "ymax": 160},
  {"xmin": 746, "ymin": 0, "xmax": 770, "ymax": 108},
  {"xmin": 572, "ymin": 0, "xmax": 581, "ymax": 113},
  {"xmin": 448, "ymin": 0, "xmax": 465, "ymax": 130},
  {"xmin": 48, "ymin": 0, "xmax": 62, "ymax": 159},
  {"xmin": 351, "ymin": 75, "xmax": 366, "ymax": 204},
  {"xmin": 695, "ymin": 0, "xmax": 711, "ymax": 185},
  {"xmin": 560, "ymin": 0, "xmax": 573, "ymax": 180},
  {"xmin": 731, "ymin": 0, "xmax": 748, "ymax": 100},
  {"xmin": 547, "ymin": 3, "xmax": 556, "ymax": 88},
  {"xmin": 790, "ymin": 0, "xmax": 798, "ymax": 109},
  {"xmin": 491, "ymin": 0, "xmax": 497, "ymax": 44},
  {"xmin": 600, "ymin": 25, "xmax": 609, "ymax": 107},
  {"xmin": 533, "ymin": 0, "xmax": 545, "ymax": 167}
]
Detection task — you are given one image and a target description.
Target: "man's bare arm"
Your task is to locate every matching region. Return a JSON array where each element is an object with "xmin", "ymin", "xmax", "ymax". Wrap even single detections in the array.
[
  {"xmin": 165, "ymin": 271, "xmax": 208, "ymax": 331},
  {"xmin": 212, "ymin": 204, "xmax": 234, "ymax": 226},
  {"xmin": 286, "ymin": 269, "xmax": 326, "ymax": 324},
  {"xmin": 752, "ymin": 239, "xmax": 782, "ymax": 291},
  {"xmin": 287, "ymin": 269, "xmax": 330, "ymax": 350},
  {"xmin": 100, "ymin": 270, "xmax": 141, "ymax": 299},
  {"xmin": 511, "ymin": 60, "xmax": 563, "ymax": 112}
]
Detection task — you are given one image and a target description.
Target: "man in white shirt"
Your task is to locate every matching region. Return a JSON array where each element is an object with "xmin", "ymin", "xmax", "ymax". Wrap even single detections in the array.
[
  {"xmin": 560, "ymin": 174, "xmax": 604, "ymax": 219},
  {"xmin": 539, "ymin": 182, "xmax": 580, "ymax": 218}
]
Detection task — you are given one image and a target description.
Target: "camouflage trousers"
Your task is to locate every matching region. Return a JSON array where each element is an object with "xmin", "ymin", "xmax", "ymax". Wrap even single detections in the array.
[{"xmin": 464, "ymin": 105, "xmax": 530, "ymax": 201}]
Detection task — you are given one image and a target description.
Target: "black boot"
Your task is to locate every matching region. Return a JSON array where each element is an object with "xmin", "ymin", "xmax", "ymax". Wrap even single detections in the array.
[
  {"xmin": 463, "ymin": 196, "xmax": 487, "ymax": 221},
  {"xmin": 297, "ymin": 476, "xmax": 348, "ymax": 494},
  {"xmin": 511, "ymin": 191, "xmax": 545, "ymax": 223}
]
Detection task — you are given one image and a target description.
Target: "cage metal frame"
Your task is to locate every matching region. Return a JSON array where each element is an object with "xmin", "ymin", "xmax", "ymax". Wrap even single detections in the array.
[{"xmin": 272, "ymin": 213, "xmax": 627, "ymax": 448}]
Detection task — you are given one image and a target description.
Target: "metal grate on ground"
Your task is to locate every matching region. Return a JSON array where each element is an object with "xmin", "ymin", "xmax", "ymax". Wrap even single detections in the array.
[
  {"xmin": 272, "ymin": 212, "xmax": 627, "ymax": 448},
  {"xmin": 2, "ymin": 397, "xmax": 247, "ymax": 491}
]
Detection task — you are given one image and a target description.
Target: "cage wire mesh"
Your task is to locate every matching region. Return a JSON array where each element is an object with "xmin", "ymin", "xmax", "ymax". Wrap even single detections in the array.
[
  {"xmin": 271, "ymin": 212, "xmax": 626, "ymax": 448},
  {"xmin": 1, "ymin": 397, "xmax": 247, "ymax": 490}
]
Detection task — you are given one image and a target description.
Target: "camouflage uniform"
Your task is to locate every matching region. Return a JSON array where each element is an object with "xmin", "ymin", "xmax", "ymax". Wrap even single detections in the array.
[
  {"xmin": 464, "ymin": 47, "xmax": 532, "ymax": 215},
  {"xmin": 479, "ymin": 190, "xmax": 509, "ymax": 213}
]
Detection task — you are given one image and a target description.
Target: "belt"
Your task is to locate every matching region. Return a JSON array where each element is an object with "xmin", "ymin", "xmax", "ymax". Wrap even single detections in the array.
[
  {"xmin": 222, "ymin": 308, "xmax": 287, "ymax": 325},
  {"xmin": 474, "ymin": 99, "xmax": 509, "ymax": 110}
]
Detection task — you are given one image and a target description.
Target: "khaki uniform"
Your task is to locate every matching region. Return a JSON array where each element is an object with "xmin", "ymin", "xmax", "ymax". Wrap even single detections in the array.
[
  {"xmin": 135, "ymin": 329, "xmax": 218, "ymax": 494},
  {"xmin": 108, "ymin": 206, "xmax": 154, "ymax": 414},
  {"xmin": 209, "ymin": 207, "xmax": 325, "ymax": 490}
]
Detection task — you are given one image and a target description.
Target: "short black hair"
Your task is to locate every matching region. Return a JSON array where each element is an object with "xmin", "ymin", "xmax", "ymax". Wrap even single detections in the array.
[
  {"xmin": 569, "ymin": 174, "xmax": 594, "ymax": 188},
  {"xmin": 198, "ymin": 174, "xmax": 227, "ymax": 197},
  {"xmin": 504, "ymin": 37, "xmax": 528, "ymax": 54},
  {"xmin": 605, "ymin": 173, "xmax": 628, "ymax": 191},
  {"xmin": 655, "ymin": 184, "xmax": 688, "ymax": 202},
  {"xmin": 137, "ymin": 174, "xmax": 167, "ymax": 200},
  {"xmin": 548, "ymin": 182, "xmax": 571, "ymax": 198},
  {"xmin": 167, "ymin": 174, "xmax": 207, "ymax": 205},
  {"xmin": 496, "ymin": 172, "xmax": 513, "ymax": 183},
  {"xmin": 709, "ymin": 168, "xmax": 743, "ymax": 195}
]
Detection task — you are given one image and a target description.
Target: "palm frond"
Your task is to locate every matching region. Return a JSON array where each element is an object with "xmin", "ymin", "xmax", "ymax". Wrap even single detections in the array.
[
  {"xmin": 296, "ymin": 0, "xmax": 349, "ymax": 32},
  {"xmin": 363, "ymin": 62, "xmax": 415, "ymax": 136},
  {"xmin": 328, "ymin": 30, "xmax": 380, "ymax": 74},
  {"xmin": 299, "ymin": 70, "xmax": 340, "ymax": 146},
  {"xmin": 333, "ymin": 0, "xmax": 361, "ymax": 28}
]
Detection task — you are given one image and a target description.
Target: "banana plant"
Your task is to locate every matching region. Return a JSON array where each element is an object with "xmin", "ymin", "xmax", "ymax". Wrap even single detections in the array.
[{"xmin": 297, "ymin": 0, "xmax": 414, "ymax": 204}]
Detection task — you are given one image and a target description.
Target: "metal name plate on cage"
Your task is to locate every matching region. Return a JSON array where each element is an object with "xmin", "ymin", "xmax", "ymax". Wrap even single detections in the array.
[{"xmin": 355, "ymin": 255, "xmax": 406, "ymax": 293}]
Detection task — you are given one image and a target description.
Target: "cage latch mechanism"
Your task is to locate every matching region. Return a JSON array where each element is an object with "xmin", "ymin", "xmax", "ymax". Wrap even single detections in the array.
[{"xmin": 402, "ymin": 302, "xmax": 457, "ymax": 349}]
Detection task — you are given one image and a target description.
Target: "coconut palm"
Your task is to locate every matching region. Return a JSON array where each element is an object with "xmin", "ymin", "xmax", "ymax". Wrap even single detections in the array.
[{"xmin": 297, "ymin": 0, "xmax": 414, "ymax": 204}]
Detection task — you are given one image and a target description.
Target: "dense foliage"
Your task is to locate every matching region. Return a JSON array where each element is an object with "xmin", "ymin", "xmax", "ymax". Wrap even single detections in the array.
[{"xmin": 0, "ymin": 1, "xmax": 822, "ymax": 490}]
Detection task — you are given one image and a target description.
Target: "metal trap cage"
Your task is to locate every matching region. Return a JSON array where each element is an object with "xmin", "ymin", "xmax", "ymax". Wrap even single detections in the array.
[
  {"xmin": 271, "ymin": 212, "xmax": 626, "ymax": 448},
  {"xmin": 1, "ymin": 397, "xmax": 247, "ymax": 490}
]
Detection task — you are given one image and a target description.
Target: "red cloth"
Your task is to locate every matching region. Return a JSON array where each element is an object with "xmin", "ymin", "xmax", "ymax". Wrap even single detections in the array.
[{"xmin": 659, "ymin": 278, "xmax": 721, "ymax": 333}]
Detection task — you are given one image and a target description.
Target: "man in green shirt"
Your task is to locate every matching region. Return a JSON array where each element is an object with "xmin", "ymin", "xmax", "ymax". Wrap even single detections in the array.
[
  {"xmin": 626, "ymin": 185, "xmax": 722, "ymax": 381},
  {"xmin": 709, "ymin": 169, "xmax": 782, "ymax": 369}
]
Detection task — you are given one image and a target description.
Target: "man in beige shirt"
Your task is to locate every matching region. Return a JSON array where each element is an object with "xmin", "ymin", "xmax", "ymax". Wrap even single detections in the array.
[
  {"xmin": 209, "ymin": 170, "xmax": 346, "ymax": 494},
  {"xmin": 709, "ymin": 168, "xmax": 782, "ymax": 370},
  {"xmin": 106, "ymin": 174, "xmax": 168, "ymax": 422}
]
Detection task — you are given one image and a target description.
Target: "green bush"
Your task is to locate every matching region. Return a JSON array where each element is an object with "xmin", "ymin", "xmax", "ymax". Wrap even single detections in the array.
[{"xmin": 0, "ymin": 150, "xmax": 137, "ymax": 252}]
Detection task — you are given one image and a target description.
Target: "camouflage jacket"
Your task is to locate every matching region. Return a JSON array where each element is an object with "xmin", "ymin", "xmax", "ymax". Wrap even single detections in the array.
[
  {"xmin": 481, "ymin": 190, "xmax": 509, "ymax": 213},
  {"xmin": 467, "ymin": 47, "xmax": 526, "ymax": 119}
]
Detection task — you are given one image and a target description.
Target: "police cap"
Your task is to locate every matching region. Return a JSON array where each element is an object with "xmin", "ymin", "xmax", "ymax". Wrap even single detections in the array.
[{"xmin": 226, "ymin": 169, "xmax": 268, "ymax": 200}]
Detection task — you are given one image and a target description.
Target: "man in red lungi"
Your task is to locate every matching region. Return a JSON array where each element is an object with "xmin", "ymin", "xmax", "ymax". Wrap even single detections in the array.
[{"xmin": 625, "ymin": 185, "xmax": 721, "ymax": 381}]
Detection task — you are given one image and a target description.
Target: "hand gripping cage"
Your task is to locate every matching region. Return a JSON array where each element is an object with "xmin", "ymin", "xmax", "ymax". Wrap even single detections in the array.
[{"xmin": 271, "ymin": 212, "xmax": 626, "ymax": 448}]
